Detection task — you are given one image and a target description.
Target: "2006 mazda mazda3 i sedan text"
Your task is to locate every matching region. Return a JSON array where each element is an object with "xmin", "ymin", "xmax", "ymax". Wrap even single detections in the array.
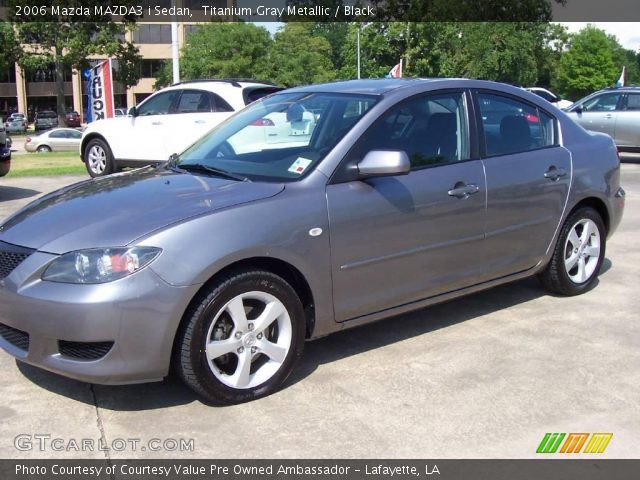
[{"xmin": 0, "ymin": 79, "xmax": 625, "ymax": 404}]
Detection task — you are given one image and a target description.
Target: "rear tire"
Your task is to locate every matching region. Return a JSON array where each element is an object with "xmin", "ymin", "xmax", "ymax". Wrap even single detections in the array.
[
  {"xmin": 539, "ymin": 207, "xmax": 606, "ymax": 296},
  {"xmin": 175, "ymin": 270, "xmax": 305, "ymax": 405},
  {"xmin": 36, "ymin": 145, "xmax": 51, "ymax": 153},
  {"xmin": 84, "ymin": 138, "xmax": 115, "ymax": 177}
]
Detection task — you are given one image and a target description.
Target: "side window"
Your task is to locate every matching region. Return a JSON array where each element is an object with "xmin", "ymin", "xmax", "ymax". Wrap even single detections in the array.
[
  {"xmin": 49, "ymin": 130, "xmax": 65, "ymax": 138},
  {"xmin": 478, "ymin": 93, "xmax": 556, "ymax": 156},
  {"xmin": 211, "ymin": 93, "xmax": 234, "ymax": 113},
  {"xmin": 136, "ymin": 90, "xmax": 179, "ymax": 116},
  {"xmin": 582, "ymin": 93, "xmax": 622, "ymax": 112},
  {"xmin": 176, "ymin": 90, "xmax": 212, "ymax": 113},
  {"xmin": 624, "ymin": 93, "xmax": 640, "ymax": 111},
  {"xmin": 69, "ymin": 130, "xmax": 82, "ymax": 139},
  {"xmin": 347, "ymin": 92, "xmax": 469, "ymax": 169}
]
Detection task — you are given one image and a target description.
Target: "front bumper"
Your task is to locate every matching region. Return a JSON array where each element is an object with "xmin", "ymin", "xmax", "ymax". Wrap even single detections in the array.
[{"xmin": 0, "ymin": 249, "xmax": 200, "ymax": 385}]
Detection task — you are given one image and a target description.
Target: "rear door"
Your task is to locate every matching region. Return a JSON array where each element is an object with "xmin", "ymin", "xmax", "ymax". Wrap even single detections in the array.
[
  {"xmin": 475, "ymin": 91, "xmax": 571, "ymax": 280},
  {"xmin": 614, "ymin": 92, "xmax": 640, "ymax": 148},
  {"xmin": 327, "ymin": 90, "xmax": 488, "ymax": 321}
]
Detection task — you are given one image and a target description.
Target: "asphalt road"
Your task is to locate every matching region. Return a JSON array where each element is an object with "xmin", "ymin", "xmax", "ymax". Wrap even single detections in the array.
[{"xmin": 0, "ymin": 164, "xmax": 639, "ymax": 460}]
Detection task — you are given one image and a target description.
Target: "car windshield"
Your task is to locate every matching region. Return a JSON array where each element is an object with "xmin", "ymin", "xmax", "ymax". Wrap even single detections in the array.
[{"xmin": 176, "ymin": 92, "xmax": 378, "ymax": 182}]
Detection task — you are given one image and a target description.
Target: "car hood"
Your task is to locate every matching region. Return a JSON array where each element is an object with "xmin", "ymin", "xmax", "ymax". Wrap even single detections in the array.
[{"xmin": 0, "ymin": 166, "xmax": 284, "ymax": 254}]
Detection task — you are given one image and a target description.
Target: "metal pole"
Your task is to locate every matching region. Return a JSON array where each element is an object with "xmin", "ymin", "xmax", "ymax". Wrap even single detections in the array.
[
  {"xmin": 171, "ymin": 3, "xmax": 180, "ymax": 85},
  {"xmin": 357, "ymin": 26, "xmax": 361, "ymax": 80}
]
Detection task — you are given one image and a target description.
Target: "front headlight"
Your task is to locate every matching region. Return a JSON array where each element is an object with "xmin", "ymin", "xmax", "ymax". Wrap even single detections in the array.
[{"xmin": 42, "ymin": 247, "xmax": 161, "ymax": 284}]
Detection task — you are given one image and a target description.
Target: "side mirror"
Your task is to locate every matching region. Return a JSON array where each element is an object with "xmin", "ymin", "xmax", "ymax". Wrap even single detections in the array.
[
  {"xmin": 127, "ymin": 106, "xmax": 137, "ymax": 117},
  {"xmin": 573, "ymin": 105, "xmax": 583, "ymax": 114},
  {"xmin": 357, "ymin": 150, "xmax": 410, "ymax": 178}
]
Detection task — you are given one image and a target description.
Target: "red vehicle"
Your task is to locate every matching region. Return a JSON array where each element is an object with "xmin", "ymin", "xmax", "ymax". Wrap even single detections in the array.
[{"xmin": 65, "ymin": 111, "xmax": 81, "ymax": 127}]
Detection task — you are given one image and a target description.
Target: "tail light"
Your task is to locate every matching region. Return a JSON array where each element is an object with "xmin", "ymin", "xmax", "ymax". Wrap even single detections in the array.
[{"xmin": 251, "ymin": 118, "xmax": 275, "ymax": 127}]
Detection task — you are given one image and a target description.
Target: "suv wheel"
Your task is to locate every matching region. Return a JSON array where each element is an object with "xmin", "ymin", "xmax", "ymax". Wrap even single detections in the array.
[
  {"xmin": 175, "ymin": 270, "xmax": 305, "ymax": 404},
  {"xmin": 539, "ymin": 207, "xmax": 606, "ymax": 296},
  {"xmin": 84, "ymin": 138, "xmax": 115, "ymax": 177}
]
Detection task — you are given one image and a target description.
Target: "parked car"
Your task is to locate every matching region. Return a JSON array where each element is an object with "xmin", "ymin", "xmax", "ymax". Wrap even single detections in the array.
[
  {"xmin": 0, "ymin": 122, "xmax": 7, "ymax": 148},
  {"xmin": 24, "ymin": 128, "xmax": 83, "ymax": 153},
  {"xmin": 5, "ymin": 113, "xmax": 28, "ymax": 133},
  {"xmin": 525, "ymin": 87, "xmax": 573, "ymax": 110},
  {"xmin": 34, "ymin": 111, "xmax": 59, "ymax": 131},
  {"xmin": 0, "ymin": 79, "xmax": 625, "ymax": 404},
  {"xmin": 565, "ymin": 86, "xmax": 640, "ymax": 151},
  {"xmin": 81, "ymin": 79, "xmax": 283, "ymax": 177},
  {"xmin": 0, "ymin": 146, "xmax": 10, "ymax": 176},
  {"xmin": 65, "ymin": 111, "xmax": 81, "ymax": 127}
]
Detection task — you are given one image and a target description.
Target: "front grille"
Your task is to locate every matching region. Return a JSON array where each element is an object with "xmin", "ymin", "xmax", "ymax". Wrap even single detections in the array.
[
  {"xmin": 0, "ymin": 323, "xmax": 30, "ymax": 351},
  {"xmin": 0, "ymin": 241, "xmax": 34, "ymax": 279},
  {"xmin": 58, "ymin": 340, "xmax": 114, "ymax": 361}
]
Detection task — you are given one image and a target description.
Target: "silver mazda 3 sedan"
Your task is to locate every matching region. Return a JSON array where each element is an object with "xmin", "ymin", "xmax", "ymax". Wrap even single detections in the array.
[{"xmin": 0, "ymin": 79, "xmax": 625, "ymax": 404}]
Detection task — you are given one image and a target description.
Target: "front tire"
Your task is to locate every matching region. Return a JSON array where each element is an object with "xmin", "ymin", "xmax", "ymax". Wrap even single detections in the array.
[
  {"xmin": 84, "ymin": 138, "xmax": 115, "ymax": 177},
  {"xmin": 539, "ymin": 207, "xmax": 606, "ymax": 296},
  {"xmin": 175, "ymin": 270, "xmax": 306, "ymax": 405}
]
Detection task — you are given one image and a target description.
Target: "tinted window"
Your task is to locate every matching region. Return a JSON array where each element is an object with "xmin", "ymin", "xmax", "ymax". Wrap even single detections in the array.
[
  {"xmin": 624, "ymin": 93, "xmax": 640, "ymax": 111},
  {"xmin": 478, "ymin": 93, "xmax": 556, "ymax": 156},
  {"xmin": 244, "ymin": 87, "xmax": 283, "ymax": 105},
  {"xmin": 581, "ymin": 93, "xmax": 622, "ymax": 112},
  {"xmin": 211, "ymin": 93, "xmax": 234, "ymax": 112},
  {"xmin": 49, "ymin": 130, "xmax": 65, "ymax": 138},
  {"xmin": 38, "ymin": 111, "xmax": 57, "ymax": 119},
  {"xmin": 348, "ymin": 92, "xmax": 469, "ymax": 169},
  {"xmin": 69, "ymin": 130, "xmax": 82, "ymax": 139},
  {"xmin": 137, "ymin": 90, "xmax": 179, "ymax": 116},
  {"xmin": 176, "ymin": 90, "xmax": 212, "ymax": 113}
]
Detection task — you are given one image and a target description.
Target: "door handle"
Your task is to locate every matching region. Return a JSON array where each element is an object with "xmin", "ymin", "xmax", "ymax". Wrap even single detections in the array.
[
  {"xmin": 194, "ymin": 119, "xmax": 206, "ymax": 124},
  {"xmin": 544, "ymin": 167, "xmax": 567, "ymax": 181},
  {"xmin": 448, "ymin": 183, "xmax": 480, "ymax": 199},
  {"xmin": 151, "ymin": 121, "xmax": 163, "ymax": 126},
  {"xmin": 604, "ymin": 114, "xmax": 613, "ymax": 119}
]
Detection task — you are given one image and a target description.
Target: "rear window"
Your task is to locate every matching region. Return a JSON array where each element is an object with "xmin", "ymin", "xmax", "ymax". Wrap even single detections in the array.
[
  {"xmin": 243, "ymin": 87, "xmax": 284, "ymax": 105},
  {"xmin": 38, "ymin": 111, "xmax": 57, "ymax": 119}
]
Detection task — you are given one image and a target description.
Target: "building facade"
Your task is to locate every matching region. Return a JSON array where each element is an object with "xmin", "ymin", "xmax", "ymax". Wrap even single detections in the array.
[{"xmin": 0, "ymin": 22, "xmax": 199, "ymax": 122}]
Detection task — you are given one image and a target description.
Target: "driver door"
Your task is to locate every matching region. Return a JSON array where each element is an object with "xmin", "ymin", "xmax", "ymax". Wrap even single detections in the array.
[
  {"xmin": 326, "ymin": 91, "xmax": 488, "ymax": 322},
  {"xmin": 127, "ymin": 89, "xmax": 180, "ymax": 161}
]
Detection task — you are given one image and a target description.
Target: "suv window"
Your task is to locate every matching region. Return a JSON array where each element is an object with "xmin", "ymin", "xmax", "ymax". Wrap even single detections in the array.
[
  {"xmin": 624, "ymin": 93, "xmax": 640, "ymax": 111},
  {"xmin": 137, "ymin": 90, "xmax": 179, "ymax": 116},
  {"xmin": 530, "ymin": 89, "xmax": 557, "ymax": 103},
  {"xmin": 347, "ymin": 92, "xmax": 469, "ymax": 169},
  {"xmin": 581, "ymin": 93, "xmax": 622, "ymax": 112},
  {"xmin": 478, "ymin": 93, "xmax": 556, "ymax": 156},
  {"xmin": 211, "ymin": 93, "xmax": 233, "ymax": 113},
  {"xmin": 176, "ymin": 90, "xmax": 212, "ymax": 113}
]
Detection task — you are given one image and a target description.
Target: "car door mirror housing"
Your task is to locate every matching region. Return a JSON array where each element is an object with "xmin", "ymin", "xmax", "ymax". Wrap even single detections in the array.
[
  {"xmin": 128, "ymin": 106, "xmax": 137, "ymax": 117},
  {"xmin": 357, "ymin": 150, "xmax": 411, "ymax": 178},
  {"xmin": 574, "ymin": 105, "xmax": 583, "ymax": 114}
]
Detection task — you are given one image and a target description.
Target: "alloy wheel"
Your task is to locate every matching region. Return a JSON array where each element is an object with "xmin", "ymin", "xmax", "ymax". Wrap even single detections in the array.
[
  {"xmin": 204, "ymin": 291, "xmax": 292, "ymax": 389},
  {"xmin": 87, "ymin": 145, "xmax": 107, "ymax": 174},
  {"xmin": 563, "ymin": 218, "xmax": 601, "ymax": 284}
]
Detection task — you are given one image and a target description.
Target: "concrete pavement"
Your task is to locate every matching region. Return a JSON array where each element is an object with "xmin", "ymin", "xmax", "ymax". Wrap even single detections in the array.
[{"xmin": 0, "ymin": 165, "xmax": 639, "ymax": 459}]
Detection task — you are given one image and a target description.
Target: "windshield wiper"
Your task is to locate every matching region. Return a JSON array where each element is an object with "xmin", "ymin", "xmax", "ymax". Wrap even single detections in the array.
[{"xmin": 177, "ymin": 163, "xmax": 249, "ymax": 182}]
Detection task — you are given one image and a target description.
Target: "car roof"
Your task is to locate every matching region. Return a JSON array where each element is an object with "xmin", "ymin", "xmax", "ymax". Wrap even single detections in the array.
[{"xmin": 284, "ymin": 78, "xmax": 535, "ymax": 97}]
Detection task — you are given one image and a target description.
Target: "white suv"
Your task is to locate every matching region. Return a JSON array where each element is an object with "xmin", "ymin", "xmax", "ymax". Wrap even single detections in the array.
[{"xmin": 80, "ymin": 80, "xmax": 282, "ymax": 177}]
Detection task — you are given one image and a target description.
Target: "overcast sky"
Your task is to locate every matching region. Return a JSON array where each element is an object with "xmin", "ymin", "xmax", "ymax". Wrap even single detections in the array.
[{"xmin": 560, "ymin": 22, "xmax": 640, "ymax": 52}]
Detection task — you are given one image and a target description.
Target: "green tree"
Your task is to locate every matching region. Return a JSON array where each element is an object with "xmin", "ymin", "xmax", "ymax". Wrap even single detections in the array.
[
  {"xmin": 435, "ymin": 23, "xmax": 545, "ymax": 85},
  {"xmin": 155, "ymin": 23, "xmax": 272, "ymax": 88},
  {"xmin": 265, "ymin": 23, "xmax": 335, "ymax": 86},
  {"xmin": 6, "ymin": 1, "xmax": 142, "ymax": 126},
  {"xmin": 554, "ymin": 25, "xmax": 619, "ymax": 100},
  {"xmin": 0, "ymin": 21, "xmax": 21, "ymax": 74}
]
